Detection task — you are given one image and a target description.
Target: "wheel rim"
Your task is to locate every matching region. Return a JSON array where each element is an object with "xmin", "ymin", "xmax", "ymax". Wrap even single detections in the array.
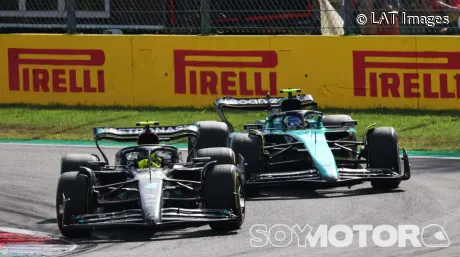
[
  {"xmin": 56, "ymin": 194, "xmax": 64, "ymax": 229},
  {"xmin": 238, "ymin": 184, "xmax": 245, "ymax": 217},
  {"xmin": 58, "ymin": 204, "xmax": 64, "ymax": 215}
]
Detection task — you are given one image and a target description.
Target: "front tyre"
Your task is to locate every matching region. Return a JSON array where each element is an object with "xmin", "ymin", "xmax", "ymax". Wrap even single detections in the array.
[
  {"xmin": 56, "ymin": 172, "xmax": 93, "ymax": 238},
  {"xmin": 203, "ymin": 164, "xmax": 245, "ymax": 231},
  {"xmin": 366, "ymin": 127, "xmax": 402, "ymax": 190}
]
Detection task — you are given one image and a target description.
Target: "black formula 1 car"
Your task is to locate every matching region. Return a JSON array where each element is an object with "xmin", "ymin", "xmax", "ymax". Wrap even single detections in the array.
[{"xmin": 56, "ymin": 121, "xmax": 245, "ymax": 238}]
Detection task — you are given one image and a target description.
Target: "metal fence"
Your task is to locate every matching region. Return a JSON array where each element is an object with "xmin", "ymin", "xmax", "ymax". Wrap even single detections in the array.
[{"xmin": 0, "ymin": 0, "xmax": 459, "ymax": 35}]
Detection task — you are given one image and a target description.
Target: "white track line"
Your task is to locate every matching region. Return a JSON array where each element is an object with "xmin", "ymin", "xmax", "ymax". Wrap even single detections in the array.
[{"xmin": 407, "ymin": 156, "xmax": 460, "ymax": 160}]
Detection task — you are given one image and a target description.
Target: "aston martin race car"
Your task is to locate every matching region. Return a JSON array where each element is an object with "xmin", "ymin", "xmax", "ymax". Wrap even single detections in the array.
[
  {"xmin": 56, "ymin": 121, "xmax": 245, "ymax": 238},
  {"xmin": 190, "ymin": 89, "xmax": 411, "ymax": 196}
]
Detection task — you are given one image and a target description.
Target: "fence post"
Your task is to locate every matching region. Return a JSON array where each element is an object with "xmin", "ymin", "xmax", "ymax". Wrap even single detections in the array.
[
  {"xmin": 343, "ymin": 0, "xmax": 352, "ymax": 35},
  {"xmin": 66, "ymin": 0, "xmax": 77, "ymax": 34},
  {"xmin": 200, "ymin": 0, "xmax": 211, "ymax": 35}
]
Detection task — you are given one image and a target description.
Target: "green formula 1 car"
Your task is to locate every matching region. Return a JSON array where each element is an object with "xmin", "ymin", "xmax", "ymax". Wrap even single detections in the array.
[{"xmin": 188, "ymin": 89, "xmax": 411, "ymax": 197}]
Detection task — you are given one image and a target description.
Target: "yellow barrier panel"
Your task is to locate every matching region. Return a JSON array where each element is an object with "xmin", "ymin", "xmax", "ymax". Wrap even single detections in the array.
[
  {"xmin": 412, "ymin": 37, "xmax": 460, "ymax": 110},
  {"xmin": 1, "ymin": 34, "xmax": 459, "ymax": 110},
  {"xmin": 132, "ymin": 35, "xmax": 276, "ymax": 107},
  {"xmin": 0, "ymin": 34, "xmax": 134, "ymax": 106}
]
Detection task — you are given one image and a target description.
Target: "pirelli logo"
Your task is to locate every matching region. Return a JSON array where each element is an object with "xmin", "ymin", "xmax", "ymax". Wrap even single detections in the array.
[
  {"xmin": 353, "ymin": 51, "xmax": 460, "ymax": 98},
  {"xmin": 8, "ymin": 48, "xmax": 106, "ymax": 93},
  {"xmin": 174, "ymin": 50, "xmax": 278, "ymax": 96}
]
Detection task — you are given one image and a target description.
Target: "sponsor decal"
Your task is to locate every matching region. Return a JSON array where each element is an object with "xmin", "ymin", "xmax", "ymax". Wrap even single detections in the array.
[
  {"xmin": 137, "ymin": 172, "xmax": 164, "ymax": 179},
  {"xmin": 244, "ymin": 124, "xmax": 263, "ymax": 130},
  {"xmin": 218, "ymin": 94, "xmax": 314, "ymax": 106},
  {"xmin": 222, "ymin": 98, "xmax": 281, "ymax": 105},
  {"xmin": 148, "ymin": 125, "xmax": 193, "ymax": 133},
  {"xmin": 97, "ymin": 125, "xmax": 196, "ymax": 135},
  {"xmin": 145, "ymin": 183, "xmax": 158, "ymax": 189},
  {"xmin": 8, "ymin": 48, "xmax": 106, "ymax": 93},
  {"xmin": 174, "ymin": 50, "xmax": 278, "ymax": 96},
  {"xmin": 353, "ymin": 51, "xmax": 460, "ymax": 98}
]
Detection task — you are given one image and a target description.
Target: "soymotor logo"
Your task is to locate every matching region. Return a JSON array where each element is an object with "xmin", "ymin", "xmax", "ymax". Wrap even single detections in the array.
[
  {"xmin": 250, "ymin": 224, "xmax": 450, "ymax": 248},
  {"xmin": 174, "ymin": 50, "xmax": 278, "ymax": 96},
  {"xmin": 353, "ymin": 51, "xmax": 460, "ymax": 98},
  {"xmin": 8, "ymin": 48, "xmax": 106, "ymax": 93}
]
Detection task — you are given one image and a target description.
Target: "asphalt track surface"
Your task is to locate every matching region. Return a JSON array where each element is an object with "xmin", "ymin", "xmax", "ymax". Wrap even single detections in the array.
[{"xmin": 0, "ymin": 144, "xmax": 459, "ymax": 257}]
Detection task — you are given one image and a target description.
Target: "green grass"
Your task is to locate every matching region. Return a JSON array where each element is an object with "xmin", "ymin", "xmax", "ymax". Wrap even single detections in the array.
[{"xmin": 0, "ymin": 104, "xmax": 459, "ymax": 152}]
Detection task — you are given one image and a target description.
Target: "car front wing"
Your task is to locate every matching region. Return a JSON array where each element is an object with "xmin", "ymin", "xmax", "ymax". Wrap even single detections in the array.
[{"xmin": 246, "ymin": 149, "xmax": 411, "ymax": 188}]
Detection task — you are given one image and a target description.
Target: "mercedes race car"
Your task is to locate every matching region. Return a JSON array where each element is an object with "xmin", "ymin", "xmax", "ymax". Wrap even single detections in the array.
[
  {"xmin": 56, "ymin": 121, "xmax": 245, "ymax": 238},
  {"xmin": 191, "ymin": 89, "xmax": 411, "ymax": 196}
]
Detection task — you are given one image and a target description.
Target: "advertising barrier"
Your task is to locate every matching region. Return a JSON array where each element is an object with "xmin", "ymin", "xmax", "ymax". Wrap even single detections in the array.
[
  {"xmin": 1, "ymin": 34, "xmax": 459, "ymax": 110},
  {"xmin": 0, "ymin": 35, "xmax": 133, "ymax": 106}
]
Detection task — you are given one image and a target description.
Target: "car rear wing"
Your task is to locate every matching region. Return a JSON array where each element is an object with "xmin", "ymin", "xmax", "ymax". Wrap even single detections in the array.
[
  {"xmin": 93, "ymin": 124, "xmax": 199, "ymax": 142},
  {"xmin": 91, "ymin": 124, "xmax": 200, "ymax": 165},
  {"xmin": 213, "ymin": 95, "xmax": 318, "ymax": 132},
  {"xmin": 214, "ymin": 95, "xmax": 317, "ymax": 110}
]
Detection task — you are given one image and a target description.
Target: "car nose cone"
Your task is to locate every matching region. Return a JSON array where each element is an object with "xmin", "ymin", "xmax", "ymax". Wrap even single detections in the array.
[
  {"xmin": 323, "ymin": 174, "xmax": 339, "ymax": 182},
  {"xmin": 321, "ymin": 166, "xmax": 339, "ymax": 182}
]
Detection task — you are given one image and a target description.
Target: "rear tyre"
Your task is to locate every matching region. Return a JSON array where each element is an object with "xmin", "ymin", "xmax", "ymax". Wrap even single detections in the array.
[
  {"xmin": 189, "ymin": 121, "xmax": 230, "ymax": 158},
  {"xmin": 196, "ymin": 147, "xmax": 236, "ymax": 165},
  {"xmin": 230, "ymin": 134, "xmax": 263, "ymax": 197},
  {"xmin": 322, "ymin": 115, "xmax": 353, "ymax": 127},
  {"xmin": 367, "ymin": 127, "xmax": 402, "ymax": 190},
  {"xmin": 56, "ymin": 172, "xmax": 93, "ymax": 238},
  {"xmin": 204, "ymin": 164, "xmax": 245, "ymax": 231},
  {"xmin": 61, "ymin": 154, "xmax": 99, "ymax": 174}
]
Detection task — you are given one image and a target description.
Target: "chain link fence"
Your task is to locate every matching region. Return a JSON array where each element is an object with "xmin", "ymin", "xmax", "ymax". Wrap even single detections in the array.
[{"xmin": 0, "ymin": 0, "xmax": 459, "ymax": 35}]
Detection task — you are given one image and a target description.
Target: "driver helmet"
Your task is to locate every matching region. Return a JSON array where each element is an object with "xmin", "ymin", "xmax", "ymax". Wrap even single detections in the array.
[
  {"xmin": 137, "ymin": 151, "xmax": 163, "ymax": 168},
  {"xmin": 136, "ymin": 131, "xmax": 163, "ymax": 168},
  {"xmin": 285, "ymin": 116, "xmax": 303, "ymax": 129}
]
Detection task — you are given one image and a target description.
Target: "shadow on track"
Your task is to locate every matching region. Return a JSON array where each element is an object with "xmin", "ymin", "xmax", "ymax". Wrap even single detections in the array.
[
  {"xmin": 36, "ymin": 218, "xmax": 239, "ymax": 244},
  {"xmin": 37, "ymin": 218, "xmax": 57, "ymax": 225},
  {"xmin": 36, "ymin": 223, "xmax": 239, "ymax": 255},
  {"xmin": 247, "ymin": 187, "xmax": 405, "ymax": 201},
  {"xmin": 68, "ymin": 228, "xmax": 238, "ymax": 245}
]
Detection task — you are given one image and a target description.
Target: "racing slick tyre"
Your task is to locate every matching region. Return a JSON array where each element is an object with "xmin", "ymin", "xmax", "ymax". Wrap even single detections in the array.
[
  {"xmin": 61, "ymin": 154, "xmax": 100, "ymax": 174},
  {"xmin": 189, "ymin": 121, "xmax": 230, "ymax": 158},
  {"xmin": 56, "ymin": 171, "xmax": 93, "ymax": 238},
  {"xmin": 204, "ymin": 164, "xmax": 245, "ymax": 231},
  {"xmin": 322, "ymin": 115, "xmax": 358, "ymax": 159},
  {"xmin": 322, "ymin": 114, "xmax": 353, "ymax": 127},
  {"xmin": 230, "ymin": 133, "xmax": 263, "ymax": 197},
  {"xmin": 196, "ymin": 147, "xmax": 236, "ymax": 165},
  {"xmin": 366, "ymin": 127, "xmax": 402, "ymax": 190}
]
